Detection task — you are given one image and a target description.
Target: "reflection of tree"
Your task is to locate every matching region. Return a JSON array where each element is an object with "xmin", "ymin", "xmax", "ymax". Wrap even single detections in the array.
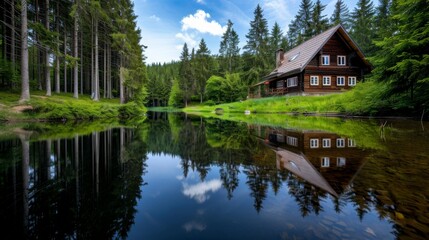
[
  {"xmin": 0, "ymin": 127, "xmax": 147, "ymax": 239},
  {"xmin": 220, "ymin": 162, "xmax": 239, "ymax": 200},
  {"xmin": 287, "ymin": 173, "xmax": 326, "ymax": 216}
]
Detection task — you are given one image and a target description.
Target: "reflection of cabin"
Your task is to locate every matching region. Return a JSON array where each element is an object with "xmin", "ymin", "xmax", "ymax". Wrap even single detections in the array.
[
  {"xmin": 250, "ymin": 25, "xmax": 371, "ymax": 98},
  {"xmin": 251, "ymin": 126, "xmax": 368, "ymax": 197}
]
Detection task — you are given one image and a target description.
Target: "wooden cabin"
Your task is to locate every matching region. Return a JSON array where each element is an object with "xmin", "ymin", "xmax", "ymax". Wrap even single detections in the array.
[{"xmin": 250, "ymin": 25, "xmax": 372, "ymax": 97}]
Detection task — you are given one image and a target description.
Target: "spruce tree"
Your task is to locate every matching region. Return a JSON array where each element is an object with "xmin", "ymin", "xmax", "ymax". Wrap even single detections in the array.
[
  {"xmin": 311, "ymin": 0, "xmax": 329, "ymax": 35},
  {"xmin": 350, "ymin": 0, "xmax": 375, "ymax": 55},
  {"xmin": 219, "ymin": 20, "xmax": 240, "ymax": 73},
  {"xmin": 179, "ymin": 43, "xmax": 192, "ymax": 107},
  {"xmin": 243, "ymin": 4, "xmax": 270, "ymax": 84},
  {"xmin": 269, "ymin": 22, "xmax": 284, "ymax": 67},
  {"xmin": 330, "ymin": 0, "xmax": 350, "ymax": 29},
  {"xmin": 288, "ymin": 0, "xmax": 313, "ymax": 46},
  {"xmin": 195, "ymin": 39, "xmax": 211, "ymax": 103}
]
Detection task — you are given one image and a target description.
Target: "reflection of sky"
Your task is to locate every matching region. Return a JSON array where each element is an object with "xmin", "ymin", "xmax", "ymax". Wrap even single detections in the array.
[
  {"xmin": 182, "ymin": 179, "xmax": 223, "ymax": 203},
  {"xmin": 183, "ymin": 221, "xmax": 206, "ymax": 232}
]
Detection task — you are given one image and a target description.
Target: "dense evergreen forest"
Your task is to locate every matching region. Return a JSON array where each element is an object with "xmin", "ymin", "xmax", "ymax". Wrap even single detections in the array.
[
  {"xmin": 1, "ymin": 0, "xmax": 428, "ymax": 115},
  {"xmin": 0, "ymin": 0, "xmax": 147, "ymax": 104}
]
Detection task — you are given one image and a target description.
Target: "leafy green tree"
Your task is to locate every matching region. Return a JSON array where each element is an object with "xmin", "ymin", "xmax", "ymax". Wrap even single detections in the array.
[
  {"xmin": 219, "ymin": 20, "xmax": 240, "ymax": 73},
  {"xmin": 311, "ymin": 0, "xmax": 329, "ymax": 35},
  {"xmin": 168, "ymin": 78, "xmax": 183, "ymax": 107},
  {"xmin": 350, "ymin": 0, "xmax": 375, "ymax": 55},
  {"xmin": 243, "ymin": 4, "xmax": 270, "ymax": 84},
  {"xmin": 330, "ymin": 0, "xmax": 350, "ymax": 29}
]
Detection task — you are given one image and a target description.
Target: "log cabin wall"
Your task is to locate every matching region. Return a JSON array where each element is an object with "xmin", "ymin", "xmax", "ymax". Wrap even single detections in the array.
[{"xmin": 303, "ymin": 32, "xmax": 366, "ymax": 94}]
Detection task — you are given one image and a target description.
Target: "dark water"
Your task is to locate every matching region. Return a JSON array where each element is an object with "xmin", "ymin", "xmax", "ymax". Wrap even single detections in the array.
[{"xmin": 0, "ymin": 113, "xmax": 428, "ymax": 239}]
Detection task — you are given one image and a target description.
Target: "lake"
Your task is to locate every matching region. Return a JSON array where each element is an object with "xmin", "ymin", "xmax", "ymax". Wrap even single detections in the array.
[{"xmin": 0, "ymin": 112, "xmax": 428, "ymax": 239}]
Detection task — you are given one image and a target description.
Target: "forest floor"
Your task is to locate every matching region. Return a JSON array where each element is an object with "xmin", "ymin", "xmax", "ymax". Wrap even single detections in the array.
[{"xmin": 0, "ymin": 91, "xmax": 145, "ymax": 122}]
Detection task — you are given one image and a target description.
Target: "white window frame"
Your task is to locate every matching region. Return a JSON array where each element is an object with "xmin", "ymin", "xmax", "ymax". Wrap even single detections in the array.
[
  {"xmin": 287, "ymin": 136, "xmax": 298, "ymax": 147},
  {"xmin": 287, "ymin": 76, "xmax": 298, "ymax": 87},
  {"xmin": 310, "ymin": 76, "xmax": 319, "ymax": 86},
  {"xmin": 321, "ymin": 157, "xmax": 330, "ymax": 167},
  {"xmin": 336, "ymin": 138, "xmax": 345, "ymax": 148},
  {"xmin": 310, "ymin": 138, "xmax": 319, "ymax": 148},
  {"xmin": 321, "ymin": 55, "xmax": 330, "ymax": 65},
  {"xmin": 348, "ymin": 139, "xmax": 356, "ymax": 147},
  {"xmin": 337, "ymin": 157, "xmax": 346, "ymax": 167},
  {"xmin": 323, "ymin": 76, "xmax": 331, "ymax": 86},
  {"xmin": 337, "ymin": 55, "xmax": 346, "ymax": 66},
  {"xmin": 322, "ymin": 138, "xmax": 331, "ymax": 148},
  {"xmin": 348, "ymin": 76, "xmax": 357, "ymax": 86},
  {"xmin": 337, "ymin": 76, "xmax": 345, "ymax": 86}
]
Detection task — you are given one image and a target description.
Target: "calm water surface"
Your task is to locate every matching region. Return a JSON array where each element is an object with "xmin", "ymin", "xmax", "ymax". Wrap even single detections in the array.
[{"xmin": 0, "ymin": 113, "xmax": 428, "ymax": 239}]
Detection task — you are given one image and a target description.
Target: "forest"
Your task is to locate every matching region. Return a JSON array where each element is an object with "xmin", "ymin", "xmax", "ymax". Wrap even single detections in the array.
[{"xmin": 1, "ymin": 0, "xmax": 428, "ymax": 116}]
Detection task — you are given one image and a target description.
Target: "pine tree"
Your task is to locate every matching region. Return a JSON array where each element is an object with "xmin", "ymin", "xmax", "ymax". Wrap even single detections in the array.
[
  {"xmin": 179, "ymin": 43, "xmax": 192, "ymax": 107},
  {"xmin": 311, "ymin": 0, "xmax": 329, "ymax": 35},
  {"xmin": 19, "ymin": 0, "xmax": 30, "ymax": 102},
  {"xmin": 269, "ymin": 22, "xmax": 284, "ymax": 67},
  {"xmin": 288, "ymin": 0, "xmax": 313, "ymax": 46},
  {"xmin": 219, "ymin": 20, "xmax": 240, "ymax": 73},
  {"xmin": 350, "ymin": 0, "xmax": 375, "ymax": 55},
  {"xmin": 372, "ymin": 0, "xmax": 429, "ymax": 109},
  {"xmin": 195, "ymin": 39, "xmax": 211, "ymax": 103},
  {"xmin": 243, "ymin": 4, "xmax": 270, "ymax": 84},
  {"xmin": 330, "ymin": 0, "xmax": 350, "ymax": 29}
]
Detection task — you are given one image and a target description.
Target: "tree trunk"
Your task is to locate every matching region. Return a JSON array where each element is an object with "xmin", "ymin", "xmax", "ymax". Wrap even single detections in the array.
[
  {"xmin": 55, "ymin": 1, "xmax": 60, "ymax": 93},
  {"xmin": 11, "ymin": 0, "xmax": 16, "ymax": 84},
  {"xmin": 19, "ymin": 0, "xmax": 30, "ymax": 102},
  {"xmin": 93, "ymin": 19, "xmax": 99, "ymax": 101},
  {"xmin": 64, "ymin": 29, "xmax": 67, "ymax": 92},
  {"xmin": 119, "ymin": 65, "xmax": 125, "ymax": 104},
  {"xmin": 103, "ymin": 41, "xmax": 106, "ymax": 98},
  {"xmin": 73, "ymin": 0, "xmax": 79, "ymax": 98},
  {"xmin": 45, "ymin": 0, "xmax": 51, "ymax": 96}
]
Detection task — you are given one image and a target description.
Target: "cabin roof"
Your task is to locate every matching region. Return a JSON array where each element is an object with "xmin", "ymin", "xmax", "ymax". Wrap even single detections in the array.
[{"xmin": 252, "ymin": 25, "xmax": 371, "ymax": 87}]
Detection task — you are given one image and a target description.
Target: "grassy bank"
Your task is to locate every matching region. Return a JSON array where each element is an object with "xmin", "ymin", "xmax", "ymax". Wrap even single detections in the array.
[
  {"xmin": 184, "ymin": 81, "xmax": 392, "ymax": 116},
  {"xmin": 0, "ymin": 91, "xmax": 146, "ymax": 122}
]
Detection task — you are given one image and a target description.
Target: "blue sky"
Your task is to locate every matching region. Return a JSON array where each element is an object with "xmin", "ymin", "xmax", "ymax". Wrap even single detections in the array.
[{"xmin": 133, "ymin": 0, "xmax": 358, "ymax": 64}]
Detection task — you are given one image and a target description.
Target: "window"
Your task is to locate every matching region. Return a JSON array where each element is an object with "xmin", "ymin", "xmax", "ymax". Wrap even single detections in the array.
[
  {"xmin": 287, "ymin": 76, "xmax": 298, "ymax": 87},
  {"xmin": 276, "ymin": 134, "xmax": 285, "ymax": 143},
  {"xmin": 321, "ymin": 55, "xmax": 330, "ymax": 65},
  {"xmin": 348, "ymin": 139, "xmax": 356, "ymax": 147},
  {"xmin": 337, "ymin": 157, "xmax": 346, "ymax": 167},
  {"xmin": 276, "ymin": 80, "xmax": 284, "ymax": 89},
  {"xmin": 322, "ymin": 138, "xmax": 331, "ymax": 148},
  {"xmin": 287, "ymin": 136, "xmax": 298, "ymax": 146},
  {"xmin": 336, "ymin": 138, "xmax": 345, "ymax": 148},
  {"xmin": 321, "ymin": 157, "xmax": 330, "ymax": 167},
  {"xmin": 310, "ymin": 138, "xmax": 319, "ymax": 148},
  {"xmin": 348, "ymin": 76, "xmax": 357, "ymax": 86},
  {"xmin": 310, "ymin": 76, "xmax": 319, "ymax": 86},
  {"xmin": 337, "ymin": 76, "xmax": 345, "ymax": 86},
  {"xmin": 337, "ymin": 55, "xmax": 346, "ymax": 66},
  {"xmin": 323, "ymin": 76, "xmax": 331, "ymax": 86}
]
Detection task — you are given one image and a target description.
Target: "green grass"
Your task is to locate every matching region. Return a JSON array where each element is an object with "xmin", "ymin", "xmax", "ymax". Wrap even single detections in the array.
[
  {"xmin": 0, "ymin": 91, "xmax": 146, "ymax": 121},
  {"xmin": 184, "ymin": 81, "xmax": 390, "ymax": 116}
]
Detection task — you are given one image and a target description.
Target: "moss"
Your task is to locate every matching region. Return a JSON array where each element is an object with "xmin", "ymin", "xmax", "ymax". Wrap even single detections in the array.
[{"xmin": 0, "ymin": 91, "xmax": 146, "ymax": 121}]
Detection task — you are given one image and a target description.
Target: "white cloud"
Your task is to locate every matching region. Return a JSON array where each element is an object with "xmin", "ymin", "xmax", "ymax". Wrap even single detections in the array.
[
  {"xmin": 149, "ymin": 15, "xmax": 160, "ymax": 22},
  {"xmin": 175, "ymin": 32, "xmax": 198, "ymax": 49},
  {"xmin": 181, "ymin": 10, "xmax": 227, "ymax": 36},
  {"xmin": 263, "ymin": 0, "xmax": 293, "ymax": 32},
  {"xmin": 196, "ymin": 0, "xmax": 205, "ymax": 4},
  {"xmin": 182, "ymin": 179, "xmax": 223, "ymax": 203}
]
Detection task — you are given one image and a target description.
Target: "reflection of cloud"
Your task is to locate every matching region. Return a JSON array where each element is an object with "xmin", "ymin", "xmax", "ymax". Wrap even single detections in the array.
[
  {"xmin": 183, "ymin": 221, "xmax": 206, "ymax": 232},
  {"xmin": 182, "ymin": 179, "xmax": 222, "ymax": 203}
]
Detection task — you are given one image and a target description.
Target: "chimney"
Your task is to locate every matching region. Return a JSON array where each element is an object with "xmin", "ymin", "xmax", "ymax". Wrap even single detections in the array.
[{"xmin": 276, "ymin": 48, "xmax": 284, "ymax": 68}]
